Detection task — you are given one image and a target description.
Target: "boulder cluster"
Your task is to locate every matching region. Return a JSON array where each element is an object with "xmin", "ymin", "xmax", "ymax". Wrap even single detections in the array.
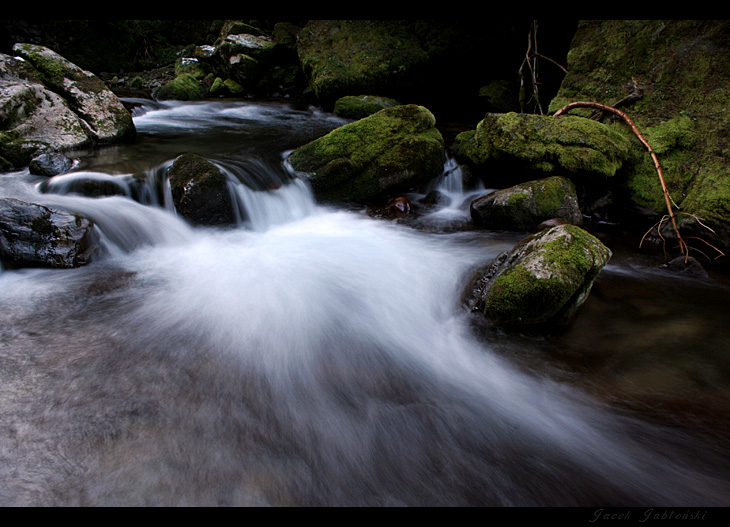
[{"xmin": 3, "ymin": 19, "xmax": 730, "ymax": 330}]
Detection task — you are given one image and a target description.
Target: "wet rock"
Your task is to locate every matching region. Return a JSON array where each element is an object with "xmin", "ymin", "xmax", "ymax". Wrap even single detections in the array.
[
  {"xmin": 470, "ymin": 176, "xmax": 582, "ymax": 230},
  {"xmin": 0, "ymin": 197, "xmax": 97, "ymax": 268},
  {"xmin": 29, "ymin": 153, "xmax": 74, "ymax": 177},
  {"xmin": 167, "ymin": 154, "xmax": 236, "ymax": 226},
  {"xmin": 466, "ymin": 224, "xmax": 612, "ymax": 328},
  {"xmin": 381, "ymin": 196, "xmax": 412, "ymax": 219},
  {"xmin": 664, "ymin": 256, "xmax": 710, "ymax": 279},
  {"xmin": 289, "ymin": 104, "xmax": 445, "ymax": 204}
]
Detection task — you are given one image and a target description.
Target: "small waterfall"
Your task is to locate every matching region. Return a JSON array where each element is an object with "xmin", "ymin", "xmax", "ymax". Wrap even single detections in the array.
[
  {"xmin": 215, "ymin": 155, "xmax": 318, "ymax": 232},
  {"xmin": 413, "ymin": 156, "xmax": 492, "ymax": 231}
]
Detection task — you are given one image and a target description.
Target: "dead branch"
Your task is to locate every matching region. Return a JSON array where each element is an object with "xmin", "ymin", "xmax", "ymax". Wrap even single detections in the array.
[{"xmin": 553, "ymin": 100, "xmax": 689, "ymax": 258}]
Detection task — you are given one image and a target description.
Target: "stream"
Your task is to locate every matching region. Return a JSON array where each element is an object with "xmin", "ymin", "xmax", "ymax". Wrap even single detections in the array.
[{"xmin": 1, "ymin": 99, "xmax": 730, "ymax": 506}]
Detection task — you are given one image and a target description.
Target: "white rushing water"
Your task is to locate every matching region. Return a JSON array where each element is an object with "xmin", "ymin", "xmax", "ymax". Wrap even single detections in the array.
[{"xmin": 1, "ymin": 100, "xmax": 729, "ymax": 506}]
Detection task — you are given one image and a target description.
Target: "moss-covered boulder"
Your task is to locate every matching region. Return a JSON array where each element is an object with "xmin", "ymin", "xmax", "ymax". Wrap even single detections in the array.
[
  {"xmin": 548, "ymin": 20, "xmax": 730, "ymax": 254},
  {"xmin": 333, "ymin": 95, "xmax": 402, "ymax": 120},
  {"xmin": 296, "ymin": 20, "xmax": 432, "ymax": 107},
  {"xmin": 154, "ymin": 72, "xmax": 210, "ymax": 101},
  {"xmin": 452, "ymin": 112, "xmax": 633, "ymax": 186},
  {"xmin": 167, "ymin": 154, "xmax": 236, "ymax": 226},
  {"xmin": 288, "ymin": 104, "xmax": 446, "ymax": 203},
  {"xmin": 470, "ymin": 176, "xmax": 583, "ymax": 230},
  {"xmin": 466, "ymin": 224, "xmax": 612, "ymax": 327}
]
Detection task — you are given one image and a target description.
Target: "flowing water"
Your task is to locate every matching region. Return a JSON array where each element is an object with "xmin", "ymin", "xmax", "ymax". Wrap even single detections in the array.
[{"xmin": 1, "ymin": 99, "xmax": 730, "ymax": 506}]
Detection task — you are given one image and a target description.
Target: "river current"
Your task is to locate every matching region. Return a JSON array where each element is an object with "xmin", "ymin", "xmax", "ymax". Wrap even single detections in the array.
[{"xmin": 1, "ymin": 99, "xmax": 730, "ymax": 506}]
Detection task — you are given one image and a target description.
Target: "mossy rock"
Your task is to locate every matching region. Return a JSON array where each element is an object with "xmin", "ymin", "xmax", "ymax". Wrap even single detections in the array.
[
  {"xmin": 333, "ymin": 95, "xmax": 402, "ymax": 120},
  {"xmin": 466, "ymin": 224, "xmax": 612, "ymax": 327},
  {"xmin": 296, "ymin": 20, "xmax": 431, "ymax": 106},
  {"xmin": 549, "ymin": 20, "xmax": 730, "ymax": 253},
  {"xmin": 470, "ymin": 175, "xmax": 583, "ymax": 230},
  {"xmin": 154, "ymin": 73, "xmax": 209, "ymax": 101},
  {"xmin": 452, "ymin": 112, "xmax": 633, "ymax": 184},
  {"xmin": 288, "ymin": 104, "xmax": 445, "ymax": 203}
]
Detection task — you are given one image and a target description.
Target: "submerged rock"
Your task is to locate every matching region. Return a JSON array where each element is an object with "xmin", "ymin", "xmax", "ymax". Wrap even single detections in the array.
[
  {"xmin": 466, "ymin": 224, "xmax": 612, "ymax": 328},
  {"xmin": 288, "ymin": 104, "xmax": 445, "ymax": 203},
  {"xmin": 470, "ymin": 175, "xmax": 583, "ymax": 230},
  {"xmin": 0, "ymin": 197, "xmax": 97, "ymax": 269},
  {"xmin": 167, "ymin": 154, "xmax": 236, "ymax": 226}
]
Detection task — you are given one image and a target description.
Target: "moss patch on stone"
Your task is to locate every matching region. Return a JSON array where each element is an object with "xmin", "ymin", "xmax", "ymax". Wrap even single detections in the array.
[
  {"xmin": 475, "ymin": 224, "xmax": 612, "ymax": 326},
  {"xmin": 289, "ymin": 104, "xmax": 445, "ymax": 203},
  {"xmin": 333, "ymin": 95, "xmax": 402, "ymax": 120},
  {"xmin": 470, "ymin": 175, "xmax": 582, "ymax": 229},
  {"xmin": 453, "ymin": 112, "xmax": 633, "ymax": 183},
  {"xmin": 154, "ymin": 73, "xmax": 209, "ymax": 101}
]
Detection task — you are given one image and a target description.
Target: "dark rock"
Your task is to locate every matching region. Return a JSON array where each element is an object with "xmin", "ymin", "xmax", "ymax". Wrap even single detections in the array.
[
  {"xmin": 29, "ymin": 153, "xmax": 74, "ymax": 177},
  {"xmin": 167, "ymin": 154, "xmax": 236, "ymax": 226},
  {"xmin": 665, "ymin": 255, "xmax": 710, "ymax": 279},
  {"xmin": 0, "ymin": 197, "xmax": 97, "ymax": 268}
]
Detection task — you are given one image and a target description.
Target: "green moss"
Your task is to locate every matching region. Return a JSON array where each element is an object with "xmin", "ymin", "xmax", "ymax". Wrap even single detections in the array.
[
  {"xmin": 550, "ymin": 20, "xmax": 730, "ymax": 248},
  {"xmin": 154, "ymin": 73, "xmax": 207, "ymax": 101},
  {"xmin": 297, "ymin": 20, "xmax": 430, "ymax": 104},
  {"xmin": 455, "ymin": 112, "xmax": 632, "ymax": 179},
  {"xmin": 289, "ymin": 104, "xmax": 445, "ymax": 202},
  {"xmin": 333, "ymin": 95, "xmax": 401, "ymax": 120},
  {"xmin": 482, "ymin": 225, "xmax": 610, "ymax": 325}
]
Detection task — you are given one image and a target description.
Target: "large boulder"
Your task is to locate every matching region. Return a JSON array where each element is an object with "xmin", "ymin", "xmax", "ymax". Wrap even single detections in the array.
[
  {"xmin": 470, "ymin": 176, "xmax": 583, "ymax": 230},
  {"xmin": 0, "ymin": 197, "xmax": 97, "ymax": 269},
  {"xmin": 288, "ymin": 104, "xmax": 445, "ymax": 203},
  {"xmin": 547, "ymin": 20, "xmax": 730, "ymax": 255},
  {"xmin": 167, "ymin": 154, "xmax": 236, "ymax": 226},
  {"xmin": 296, "ymin": 20, "xmax": 431, "ymax": 107},
  {"xmin": 466, "ymin": 224, "xmax": 612, "ymax": 328},
  {"xmin": 12, "ymin": 43, "xmax": 135, "ymax": 144},
  {"xmin": 452, "ymin": 112, "xmax": 633, "ymax": 186},
  {"xmin": 0, "ymin": 45, "xmax": 135, "ymax": 169}
]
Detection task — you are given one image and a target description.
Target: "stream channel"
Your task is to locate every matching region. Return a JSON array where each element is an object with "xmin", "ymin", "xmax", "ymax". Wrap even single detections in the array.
[{"xmin": 1, "ymin": 98, "xmax": 730, "ymax": 506}]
